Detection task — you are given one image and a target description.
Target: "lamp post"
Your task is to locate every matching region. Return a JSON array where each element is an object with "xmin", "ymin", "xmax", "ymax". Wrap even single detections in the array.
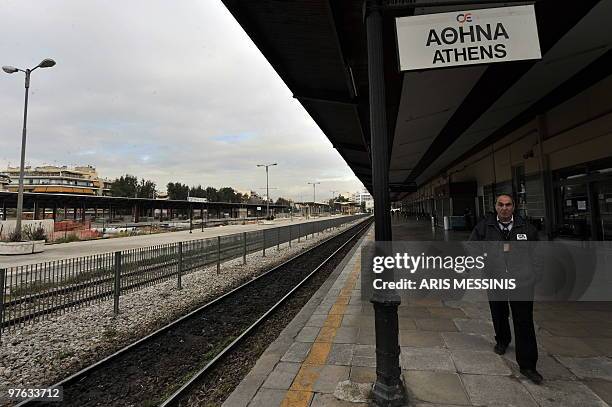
[
  {"xmin": 308, "ymin": 182, "xmax": 320, "ymax": 202},
  {"xmin": 2, "ymin": 58, "xmax": 56, "ymax": 240},
  {"xmin": 308, "ymin": 182, "xmax": 320, "ymax": 217},
  {"xmin": 257, "ymin": 163, "xmax": 277, "ymax": 219}
]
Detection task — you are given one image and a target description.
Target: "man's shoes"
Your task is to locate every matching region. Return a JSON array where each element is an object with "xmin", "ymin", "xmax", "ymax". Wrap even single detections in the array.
[
  {"xmin": 520, "ymin": 368, "xmax": 543, "ymax": 384},
  {"xmin": 493, "ymin": 343, "xmax": 508, "ymax": 355}
]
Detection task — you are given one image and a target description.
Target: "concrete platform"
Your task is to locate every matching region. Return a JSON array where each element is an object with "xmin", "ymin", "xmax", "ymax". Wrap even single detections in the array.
[{"xmin": 224, "ymin": 220, "xmax": 612, "ymax": 407}]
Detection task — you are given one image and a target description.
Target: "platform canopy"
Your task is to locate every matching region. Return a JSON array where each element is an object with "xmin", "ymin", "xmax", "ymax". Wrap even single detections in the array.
[{"xmin": 222, "ymin": 0, "xmax": 611, "ymax": 199}]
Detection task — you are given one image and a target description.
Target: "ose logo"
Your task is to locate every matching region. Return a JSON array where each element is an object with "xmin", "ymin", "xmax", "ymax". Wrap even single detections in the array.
[{"xmin": 456, "ymin": 13, "xmax": 473, "ymax": 23}]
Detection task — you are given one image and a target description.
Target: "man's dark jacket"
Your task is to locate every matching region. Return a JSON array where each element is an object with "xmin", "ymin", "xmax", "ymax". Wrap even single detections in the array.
[
  {"xmin": 469, "ymin": 214, "xmax": 539, "ymax": 241},
  {"xmin": 468, "ymin": 214, "xmax": 541, "ymax": 290}
]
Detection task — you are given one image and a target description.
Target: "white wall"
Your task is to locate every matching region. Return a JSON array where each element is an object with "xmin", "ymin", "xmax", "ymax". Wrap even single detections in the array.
[{"xmin": 0, "ymin": 219, "xmax": 54, "ymax": 240}]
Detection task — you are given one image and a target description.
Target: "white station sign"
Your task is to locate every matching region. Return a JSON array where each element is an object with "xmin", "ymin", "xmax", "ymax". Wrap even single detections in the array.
[{"xmin": 395, "ymin": 5, "xmax": 541, "ymax": 71}]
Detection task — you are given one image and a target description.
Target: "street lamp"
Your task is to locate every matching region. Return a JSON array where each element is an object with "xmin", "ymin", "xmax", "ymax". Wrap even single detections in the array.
[
  {"xmin": 308, "ymin": 182, "xmax": 320, "ymax": 202},
  {"xmin": 257, "ymin": 163, "xmax": 277, "ymax": 219},
  {"xmin": 308, "ymin": 182, "xmax": 320, "ymax": 217},
  {"xmin": 3, "ymin": 58, "xmax": 56, "ymax": 239}
]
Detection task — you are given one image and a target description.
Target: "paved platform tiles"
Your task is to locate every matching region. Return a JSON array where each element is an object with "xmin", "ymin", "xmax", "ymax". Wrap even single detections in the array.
[{"xmin": 225, "ymin": 224, "xmax": 612, "ymax": 407}]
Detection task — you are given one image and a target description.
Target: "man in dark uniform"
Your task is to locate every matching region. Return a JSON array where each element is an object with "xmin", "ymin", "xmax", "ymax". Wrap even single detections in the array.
[{"xmin": 469, "ymin": 193, "xmax": 543, "ymax": 384}]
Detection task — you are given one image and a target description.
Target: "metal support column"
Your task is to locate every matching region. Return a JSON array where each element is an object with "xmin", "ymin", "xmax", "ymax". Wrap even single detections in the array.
[
  {"xmin": 217, "ymin": 235, "xmax": 221, "ymax": 274},
  {"xmin": 113, "ymin": 251, "xmax": 121, "ymax": 315},
  {"xmin": 0, "ymin": 268, "xmax": 5, "ymax": 343},
  {"xmin": 243, "ymin": 232, "xmax": 247, "ymax": 265},
  {"xmin": 178, "ymin": 242, "xmax": 183, "ymax": 289},
  {"xmin": 366, "ymin": 1, "xmax": 404, "ymax": 405}
]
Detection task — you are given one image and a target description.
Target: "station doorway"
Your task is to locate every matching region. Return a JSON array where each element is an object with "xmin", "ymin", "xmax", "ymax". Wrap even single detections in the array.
[{"xmin": 554, "ymin": 158, "xmax": 612, "ymax": 240}]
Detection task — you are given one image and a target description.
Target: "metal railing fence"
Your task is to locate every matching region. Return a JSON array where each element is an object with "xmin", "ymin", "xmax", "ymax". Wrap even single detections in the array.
[{"xmin": 0, "ymin": 215, "xmax": 367, "ymax": 340}]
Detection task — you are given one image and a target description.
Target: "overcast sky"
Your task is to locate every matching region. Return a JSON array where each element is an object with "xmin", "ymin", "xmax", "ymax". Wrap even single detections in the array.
[{"xmin": 0, "ymin": 0, "xmax": 364, "ymax": 202}]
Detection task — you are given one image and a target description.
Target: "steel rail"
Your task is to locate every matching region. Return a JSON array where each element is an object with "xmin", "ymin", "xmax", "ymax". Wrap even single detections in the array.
[
  {"xmin": 159, "ymin": 217, "xmax": 372, "ymax": 407},
  {"xmin": 16, "ymin": 216, "xmax": 371, "ymax": 406}
]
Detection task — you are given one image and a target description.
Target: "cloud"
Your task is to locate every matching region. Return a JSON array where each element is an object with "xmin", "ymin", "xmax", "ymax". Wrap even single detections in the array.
[{"xmin": 0, "ymin": 0, "xmax": 364, "ymax": 201}]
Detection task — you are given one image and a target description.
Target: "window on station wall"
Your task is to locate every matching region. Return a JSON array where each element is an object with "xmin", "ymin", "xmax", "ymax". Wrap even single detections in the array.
[
  {"xmin": 478, "ymin": 195, "xmax": 485, "ymax": 219},
  {"xmin": 483, "ymin": 184, "xmax": 495, "ymax": 216},
  {"xmin": 557, "ymin": 183, "xmax": 591, "ymax": 239},
  {"xmin": 596, "ymin": 179, "xmax": 612, "ymax": 241},
  {"xmin": 553, "ymin": 157, "xmax": 612, "ymax": 240}
]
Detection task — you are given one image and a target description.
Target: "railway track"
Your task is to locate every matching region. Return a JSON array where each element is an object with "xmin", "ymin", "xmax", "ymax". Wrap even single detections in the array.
[{"xmin": 18, "ymin": 216, "xmax": 372, "ymax": 407}]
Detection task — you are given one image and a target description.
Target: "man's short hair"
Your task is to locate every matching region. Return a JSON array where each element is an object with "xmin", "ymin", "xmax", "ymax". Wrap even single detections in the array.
[{"xmin": 495, "ymin": 193, "xmax": 515, "ymax": 204}]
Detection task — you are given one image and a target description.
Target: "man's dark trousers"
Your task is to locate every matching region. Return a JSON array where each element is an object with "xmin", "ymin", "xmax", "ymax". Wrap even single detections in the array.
[
  {"xmin": 489, "ymin": 298, "xmax": 538, "ymax": 369},
  {"xmin": 470, "ymin": 214, "xmax": 540, "ymax": 370}
]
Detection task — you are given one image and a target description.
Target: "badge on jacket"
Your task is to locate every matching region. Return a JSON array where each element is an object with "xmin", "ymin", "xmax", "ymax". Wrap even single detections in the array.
[{"xmin": 517, "ymin": 234, "xmax": 527, "ymax": 240}]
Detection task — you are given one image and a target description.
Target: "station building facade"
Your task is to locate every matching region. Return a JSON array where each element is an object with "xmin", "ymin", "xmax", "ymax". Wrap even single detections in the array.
[
  {"xmin": 404, "ymin": 74, "xmax": 612, "ymax": 240},
  {"xmin": 220, "ymin": 2, "xmax": 612, "ymax": 405}
]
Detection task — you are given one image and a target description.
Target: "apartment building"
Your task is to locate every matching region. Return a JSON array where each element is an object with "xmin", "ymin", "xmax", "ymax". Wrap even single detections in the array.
[{"xmin": 1, "ymin": 165, "xmax": 113, "ymax": 196}]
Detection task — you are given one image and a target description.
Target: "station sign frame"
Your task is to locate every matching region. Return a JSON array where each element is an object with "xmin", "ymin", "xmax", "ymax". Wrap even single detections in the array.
[{"xmin": 395, "ymin": 5, "xmax": 541, "ymax": 71}]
